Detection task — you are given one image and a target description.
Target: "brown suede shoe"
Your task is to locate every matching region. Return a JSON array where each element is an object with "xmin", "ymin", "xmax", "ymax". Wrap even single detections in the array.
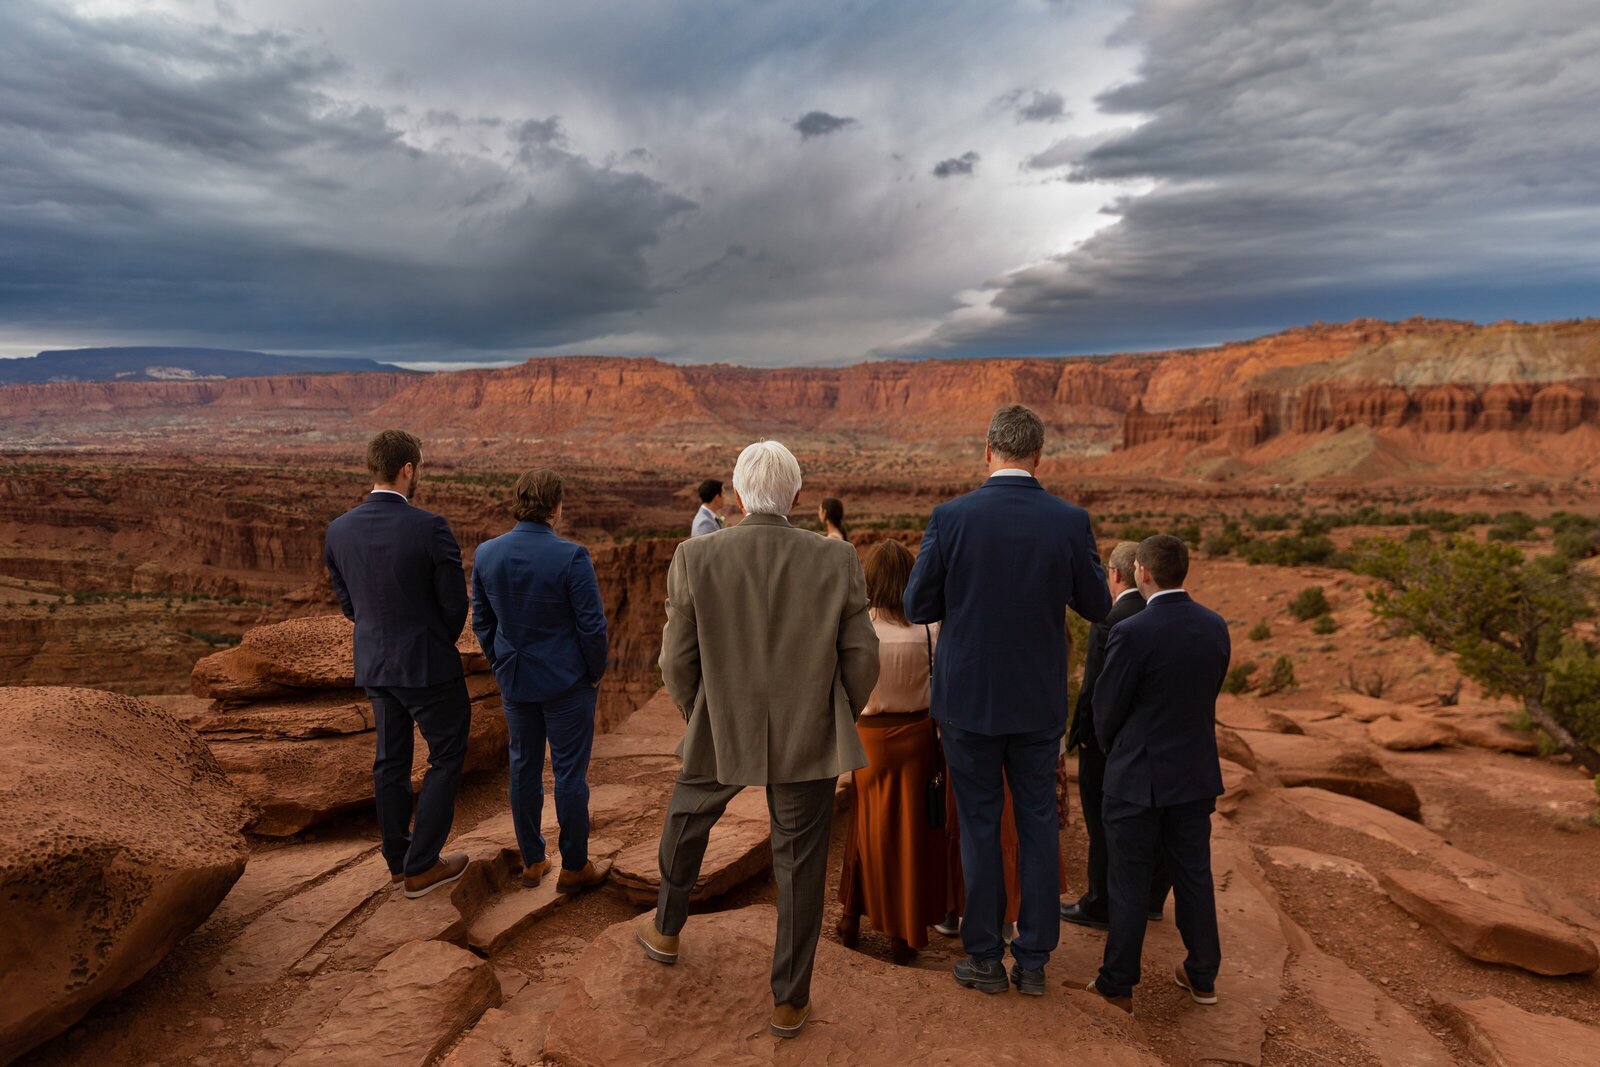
[
  {"xmin": 770, "ymin": 1002, "xmax": 810, "ymax": 1038},
  {"xmin": 519, "ymin": 858, "xmax": 552, "ymax": 888},
  {"xmin": 403, "ymin": 852, "xmax": 468, "ymax": 899},
  {"xmin": 389, "ymin": 873, "xmax": 404, "ymax": 888},
  {"xmin": 1085, "ymin": 980, "xmax": 1133, "ymax": 1015},
  {"xmin": 1174, "ymin": 962, "xmax": 1218, "ymax": 1005},
  {"xmin": 636, "ymin": 918, "xmax": 679, "ymax": 964},
  {"xmin": 556, "ymin": 859, "xmax": 609, "ymax": 895}
]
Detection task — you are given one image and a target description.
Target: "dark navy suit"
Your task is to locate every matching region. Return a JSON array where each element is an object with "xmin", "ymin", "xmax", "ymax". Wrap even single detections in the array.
[
  {"xmin": 325, "ymin": 491, "xmax": 472, "ymax": 878},
  {"xmin": 1067, "ymin": 588, "xmax": 1170, "ymax": 922},
  {"xmin": 1092, "ymin": 589, "xmax": 1230, "ymax": 998},
  {"xmin": 904, "ymin": 474, "xmax": 1110, "ymax": 971},
  {"xmin": 472, "ymin": 521, "xmax": 608, "ymax": 871}
]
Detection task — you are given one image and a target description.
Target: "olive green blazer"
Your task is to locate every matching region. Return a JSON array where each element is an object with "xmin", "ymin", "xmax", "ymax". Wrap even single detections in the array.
[{"xmin": 659, "ymin": 512, "xmax": 878, "ymax": 786}]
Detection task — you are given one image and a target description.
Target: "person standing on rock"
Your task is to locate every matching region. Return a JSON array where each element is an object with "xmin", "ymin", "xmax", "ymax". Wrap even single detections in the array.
[
  {"xmin": 1087, "ymin": 534, "xmax": 1229, "ymax": 1015},
  {"xmin": 691, "ymin": 478, "xmax": 725, "ymax": 536},
  {"xmin": 637, "ymin": 439, "xmax": 879, "ymax": 1039},
  {"xmin": 471, "ymin": 467, "xmax": 610, "ymax": 895},
  {"xmin": 324, "ymin": 429, "xmax": 473, "ymax": 900},
  {"xmin": 1062, "ymin": 540, "xmax": 1171, "ymax": 931},
  {"xmin": 903, "ymin": 403, "xmax": 1111, "ymax": 997}
]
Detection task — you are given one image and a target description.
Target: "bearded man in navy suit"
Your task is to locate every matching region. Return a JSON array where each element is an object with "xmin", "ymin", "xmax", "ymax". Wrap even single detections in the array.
[
  {"xmin": 1087, "ymin": 534, "xmax": 1230, "ymax": 1015},
  {"xmin": 904, "ymin": 404, "xmax": 1111, "ymax": 997}
]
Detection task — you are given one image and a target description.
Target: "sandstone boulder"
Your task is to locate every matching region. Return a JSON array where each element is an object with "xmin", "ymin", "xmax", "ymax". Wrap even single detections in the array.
[
  {"xmin": 544, "ymin": 905, "xmax": 1161, "ymax": 1066},
  {"xmin": 1432, "ymin": 993, "xmax": 1600, "ymax": 1067},
  {"xmin": 1216, "ymin": 694, "xmax": 1304, "ymax": 734},
  {"xmin": 277, "ymin": 940, "xmax": 501, "ymax": 1067},
  {"xmin": 1367, "ymin": 715, "xmax": 1453, "ymax": 751},
  {"xmin": 1238, "ymin": 732, "xmax": 1421, "ymax": 818},
  {"xmin": 610, "ymin": 788, "xmax": 773, "ymax": 905},
  {"xmin": 0, "ymin": 687, "xmax": 252, "ymax": 1065},
  {"xmin": 1378, "ymin": 868, "xmax": 1599, "ymax": 976}
]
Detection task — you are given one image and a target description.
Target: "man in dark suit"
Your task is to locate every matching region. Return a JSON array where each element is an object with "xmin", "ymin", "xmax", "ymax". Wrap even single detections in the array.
[
  {"xmin": 904, "ymin": 404, "xmax": 1111, "ymax": 997},
  {"xmin": 325, "ymin": 429, "xmax": 473, "ymax": 899},
  {"xmin": 1088, "ymin": 534, "xmax": 1230, "ymax": 1014},
  {"xmin": 1061, "ymin": 540, "xmax": 1170, "ymax": 930}
]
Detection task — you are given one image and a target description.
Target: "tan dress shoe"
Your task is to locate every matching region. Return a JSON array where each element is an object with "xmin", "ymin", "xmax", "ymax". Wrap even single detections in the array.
[
  {"xmin": 520, "ymin": 858, "xmax": 553, "ymax": 887},
  {"xmin": 770, "ymin": 1002, "xmax": 810, "ymax": 1038},
  {"xmin": 556, "ymin": 859, "xmax": 609, "ymax": 895},
  {"xmin": 403, "ymin": 852, "xmax": 469, "ymax": 899},
  {"xmin": 636, "ymin": 917, "xmax": 679, "ymax": 964},
  {"xmin": 1174, "ymin": 962, "xmax": 1218, "ymax": 1005},
  {"xmin": 1085, "ymin": 980, "xmax": 1133, "ymax": 1015}
]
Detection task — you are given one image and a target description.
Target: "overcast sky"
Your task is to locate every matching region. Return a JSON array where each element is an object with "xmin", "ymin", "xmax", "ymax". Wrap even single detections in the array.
[{"xmin": 2, "ymin": 0, "xmax": 1597, "ymax": 366}]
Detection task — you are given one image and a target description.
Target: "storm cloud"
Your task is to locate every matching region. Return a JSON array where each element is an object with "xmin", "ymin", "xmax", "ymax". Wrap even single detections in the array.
[
  {"xmin": 932, "ymin": 151, "xmax": 980, "ymax": 178},
  {"xmin": 793, "ymin": 111, "xmax": 858, "ymax": 139},
  {"xmin": 890, "ymin": 0, "xmax": 1600, "ymax": 357}
]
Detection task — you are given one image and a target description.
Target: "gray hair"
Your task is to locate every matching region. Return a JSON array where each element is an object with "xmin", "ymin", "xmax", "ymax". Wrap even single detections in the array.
[
  {"xmin": 1108, "ymin": 541, "xmax": 1138, "ymax": 586},
  {"xmin": 732, "ymin": 440, "xmax": 803, "ymax": 516},
  {"xmin": 986, "ymin": 404, "xmax": 1045, "ymax": 461}
]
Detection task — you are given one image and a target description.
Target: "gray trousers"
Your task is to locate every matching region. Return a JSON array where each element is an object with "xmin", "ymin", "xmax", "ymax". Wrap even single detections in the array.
[{"xmin": 655, "ymin": 771, "xmax": 837, "ymax": 1007}]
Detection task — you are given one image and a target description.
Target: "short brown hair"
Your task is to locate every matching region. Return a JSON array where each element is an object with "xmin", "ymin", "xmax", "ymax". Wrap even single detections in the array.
[
  {"xmin": 367, "ymin": 429, "xmax": 421, "ymax": 482},
  {"xmin": 512, "ymin": 468, "xmax": 563, "ymax": 524},
  {"xmin": 1108, "ymin": 541, "xmax": 1138, "ymax": 586},
  {"xmin": 864, "ymin": 539, "xmax": 915, "ymax": 626},
  {"xmin": 987, "ymin": 404, "xmax": 1045, "ymax": 461},
  {"xmin": 1137, "ymin": 533, "xmax": 1188, "ymax": 589}
]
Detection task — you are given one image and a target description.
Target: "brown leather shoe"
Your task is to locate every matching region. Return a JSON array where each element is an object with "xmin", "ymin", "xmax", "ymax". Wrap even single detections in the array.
[
  {"xmin": 389, "ymin": 873, "xmax": 404, "ymax": 888},
  {"xmin": 519, "ymin": 858, "xmax": 552, "ymax": 888},
  {"xmin": 403, "ymin": 852, "xmax": 468, "ymax": 899},
  {"xmin": 556, "ymin": 860, "xmax": 609, "ymax": 895},
  {"xmin": 770, "ymin": 1002, "xmax": 810, "ymax": 1038},
  {"xmin": 636, "ymin": 918, "xmax": 679, "ymax": 964},
  {"xmin": 1085, "ymin": 980, "xmax": 1133, "ymax": 1015},
  {"xmin": 1174, "ymin": 962, "xmax": 1218, "ymax": 1005}
]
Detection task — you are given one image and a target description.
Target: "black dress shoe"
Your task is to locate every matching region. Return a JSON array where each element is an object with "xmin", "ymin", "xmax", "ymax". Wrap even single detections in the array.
[
  {"xmin": 1059, "ymin": 901, "xmax": 1109, "ymax": 930},
  {"xmin": 1147, "ymin": 908, "xmax": 1165, "ymax": 922},
  {"xmin": 952, "ymin": 957, "xmax": 1010, "ymax": 994},
  {"xmin": 1010, "ymin": 963, "xmax": 1045, "ymax": 997}
]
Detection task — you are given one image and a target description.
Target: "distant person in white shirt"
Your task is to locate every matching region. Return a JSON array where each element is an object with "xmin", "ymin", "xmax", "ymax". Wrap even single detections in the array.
[{"xmin": 692, "ymin": 479, "xmax": 725, "ymax": 537}]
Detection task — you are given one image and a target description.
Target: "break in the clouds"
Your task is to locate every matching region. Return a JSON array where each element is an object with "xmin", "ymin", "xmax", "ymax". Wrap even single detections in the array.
[
  {"xmin": 889, "ymin": 0, "xmax": 1600, "ymax": 357},
  {"xmin": 793, "ymin": 111, "xmax": 858, "ymax": 140},
  {"xmin": 932, "ymin": 152, "xmax": 981, "ymax": 178},
  {"xmin": 1, "ymin": 0, "xmax": 1597, "ymax": 365}
]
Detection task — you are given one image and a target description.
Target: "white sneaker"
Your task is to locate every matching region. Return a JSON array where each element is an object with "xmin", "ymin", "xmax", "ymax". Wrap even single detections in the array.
[{"xmin": 1002, "ymin": 922, "xmax": 1017, "ymax": 944}]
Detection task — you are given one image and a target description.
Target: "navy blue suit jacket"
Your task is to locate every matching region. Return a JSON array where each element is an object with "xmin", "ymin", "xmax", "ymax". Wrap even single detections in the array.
[
  {"xmin": 1092, "ymin": 590, "xmax": 1230, "ymax": 807},
  {"xmin": 324, "ymin": 492, "xmax": 469, "ymax": 689},
  {"xmin": 471, "ymin": 522, "xmax": 608, "ymax": 703},
  {"xmin": 1067, "ymin": 588, "xmax": 1146, "ymax": 753},
  {"xmin": 904, "ymin": 475, "xmax": 1111, "ymax": 736}
]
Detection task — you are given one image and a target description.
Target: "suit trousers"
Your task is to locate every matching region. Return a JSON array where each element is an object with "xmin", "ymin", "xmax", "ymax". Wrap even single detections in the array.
[
  {"xmin": 1076, "ymin": 739, "xmax": 1172, "ymax": 920},
  {"xmin": 367, "ymin": 677, "xmax": 472, "ymax": 878},
  {"xmin": 1098, "ymin": 794, "xmax": 1221, "ymax": 998},
  {"xmin": 503, "ymin": 685, "xmax": 597, "ymax": 871},
  {"xmin": 655, "ymin": 772, "xmax": 837, "ymax": 1007},
  {"xmin": 939, "ymin": 722, "xmax": 1061, "ymax": 971}
]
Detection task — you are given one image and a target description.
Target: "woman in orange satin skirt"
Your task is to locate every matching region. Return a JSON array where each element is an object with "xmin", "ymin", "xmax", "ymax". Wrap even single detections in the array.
[{"xmin": 836, "ymin": 540, "xmax": 949, "ymax": 964}]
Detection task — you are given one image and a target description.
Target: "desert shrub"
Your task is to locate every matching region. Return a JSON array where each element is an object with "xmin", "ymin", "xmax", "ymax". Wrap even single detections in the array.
[
  {"xmin": 1311, "ymin": 613, "xmax": 1338, "ymax": 635},
  {"xmin": 1221, "ymin": 662, "xmax": 1258, "ymax": 695},
  {"xmin": 1248, "ymin": 620, "xmax": 1272, "ymax": 641},
  {"xmin": 1259, "ymin": 654, "xmax": 1298, "ymax": 696},
  {"xmin": 1288, "ymin": 586, "xmax": 1331, "ymax": 621},
  {"xmin": 1119, "ymin": 523, "xmax": 1160, "ymax": 542},
  {"xmin": 1405, "ymin": 527, "xmax": 1432, "ymax": 543},
  {"xmin": 1488, "ymin": 511, "xmax": 1538, "ymax": 542},
  {"xmin": 1299, "ymin": 515, "xmax": 1333, "ymax": 537},
  {"xmin": 1176, "ymin": 522, "xmax": 1203, "ymax": 547},
  {"xmin": 1553, "ymin": 521, "xmax": 1600, "ymax": 561},
  {"xmin": 1201, "ymin": 533, "xmax": 1234, "ymax": 557},
  {"xmin": 1242, "ymin": 534, "xmax": 1339, "ymax": 568},
  {"xmin": 1346, "ymin": 663, "xmax": 1392, "ymax": 698},
  {"xmin": 1249, "ymin": 514, "xmax": 1291, "ymax": 531}
]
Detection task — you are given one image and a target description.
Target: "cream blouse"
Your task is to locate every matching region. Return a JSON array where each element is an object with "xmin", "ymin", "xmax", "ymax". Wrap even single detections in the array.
[{"xmin": 860, "ymin": 612, "xmax": 938, "ymax": 715}]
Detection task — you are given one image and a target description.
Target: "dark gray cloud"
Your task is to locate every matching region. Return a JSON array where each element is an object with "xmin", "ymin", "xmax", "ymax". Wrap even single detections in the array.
[
  {"xmin": 1001, "ymin": 89, "xmax": 1068, "ymax": 124},
  {"xmin": 890, "ymin": 0, "xmax": 1600, "ymax": 357},
  {"xmin": 932, "ymin": 151, "xmax": 980, "ymax": 178},
  {"xmin": 792, "ymin": 111, "xmax": 858, "ymax": 139}
]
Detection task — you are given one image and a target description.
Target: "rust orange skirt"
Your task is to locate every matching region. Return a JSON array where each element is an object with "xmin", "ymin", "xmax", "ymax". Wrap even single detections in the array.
[{"xmin": 837, "ymin": 711, "xmax": 949, "ymax": 949}]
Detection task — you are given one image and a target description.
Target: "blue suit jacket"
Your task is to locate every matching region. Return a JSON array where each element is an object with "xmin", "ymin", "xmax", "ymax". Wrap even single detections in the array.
[
  {"xmin": 904, "ymin": 475, "xmax": 1111, "ymax": 736},
  {"xmin": 1092, "ymin": 591, "xmax": 1230, "ymax": 807},
  {"xmin": 324, "ymin": 492, "xmax": 469, "ymax": 689},
  {"xmin": 471, "ymin": 521, "xmax": 608, "ymax": 703}
]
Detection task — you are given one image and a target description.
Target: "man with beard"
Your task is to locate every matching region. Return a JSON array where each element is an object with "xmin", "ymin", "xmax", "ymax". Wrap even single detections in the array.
[{"xmin": 325, "ymin": 429, "xmax": 473, "ymax": 899}]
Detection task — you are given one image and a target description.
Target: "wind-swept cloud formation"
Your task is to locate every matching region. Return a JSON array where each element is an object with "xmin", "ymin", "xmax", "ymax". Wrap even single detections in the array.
[
  {"xmin": 888, "ymin": 0, "xmax": 1600, "ymax": 357},
  {"xmin": 932, "ymin": 151, "xmax": 980, "ymax": 178},
  {"xmin": 793, "ymin": 111, "xmax": 858, "ymax": 139}
]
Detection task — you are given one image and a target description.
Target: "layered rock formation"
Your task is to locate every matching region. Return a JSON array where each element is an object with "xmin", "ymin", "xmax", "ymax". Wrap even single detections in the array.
[
  {"xmin": 186, "ymin": 615, "xmax": 507, "ymax": 835},
  {"xmin": 0, "ymin": 687, "xmax": 252, "ymax": 1064}
]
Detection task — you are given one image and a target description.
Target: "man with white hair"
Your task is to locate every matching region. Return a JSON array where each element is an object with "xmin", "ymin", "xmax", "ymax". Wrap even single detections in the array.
[{"xmin": 637, "ymin": 440, "xmax": 880, "ymax": 1039}]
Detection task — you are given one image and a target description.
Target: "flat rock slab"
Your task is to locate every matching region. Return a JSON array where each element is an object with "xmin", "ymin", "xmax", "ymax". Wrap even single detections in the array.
[
  {"xmin": 1240, "ymin": 731, "xmax": 1421, "ymax": 818},
  {"xmin": 1432, "ymin": 993, "xmax": 1600, "ymax": 1067},
  {"xmin": 611, "ymin": 689, "xmax": 686, "ymax": 737},
  {"xmin": 1286, "ymin": 939, "xmax": 1454, "ymax": 1066},
  {"xmin": 207, "ymin": 838, "xmax": 374, "ymax": 928},
  {"xmin": 279, "ymin": 940, "xmax": 501, "ymax": 1067},
  {"xmin": 441, "ymin": 979, "xmax": 569, "ymax": 1067},
  {"xmin": 1378, "ymin": 868, "xmax": 1599, "ymax": 976},
  {"xmin": 544, "ymin": 905, "xmax": 1161, "ymax": 1066},
  {"xmin": 1261, "ymin": 845, "xmax": 1377, "ymax": 887},
  {"xmin": 1330, "ymin": 692, "xmax": 1412, "ymax": 722},
  {"xmin": 209, "ymin": 853, "xmax": 391, "ymax": 991},
  {"xmin": 185, "ymin": 692, "xmax": 376, "ymax": 740},
  {"xmin": 0, "ymin": 687, "xmax": 252, "ymax": 1065},
  {"xmin": 1367, "ymin": 715, "xmax": 1453, "ymax": 750},
  {"xmin": 1215, "ymin": 695, "xmax": 1304, "ymax": 734},
  {"xmin": 611, "ymin": 789, "xmax": 773, "ymax": 905}
]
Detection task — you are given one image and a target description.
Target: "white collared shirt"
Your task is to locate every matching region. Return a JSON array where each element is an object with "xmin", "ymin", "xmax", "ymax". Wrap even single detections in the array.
[
  {"xmin": 370, "ymin": 488, "xmax": 408, "ymax": 501},
  {"xmin": 1114, "ymin": 587, "xmax": 1140, "ymax": 604},
  {"xmin": 989, "ymin": 468, "xmax": 1034, "ymax": 479},
  {"xmin": 1146, "ymin": 588, "xmax": 1186, "ymax": 604}
]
